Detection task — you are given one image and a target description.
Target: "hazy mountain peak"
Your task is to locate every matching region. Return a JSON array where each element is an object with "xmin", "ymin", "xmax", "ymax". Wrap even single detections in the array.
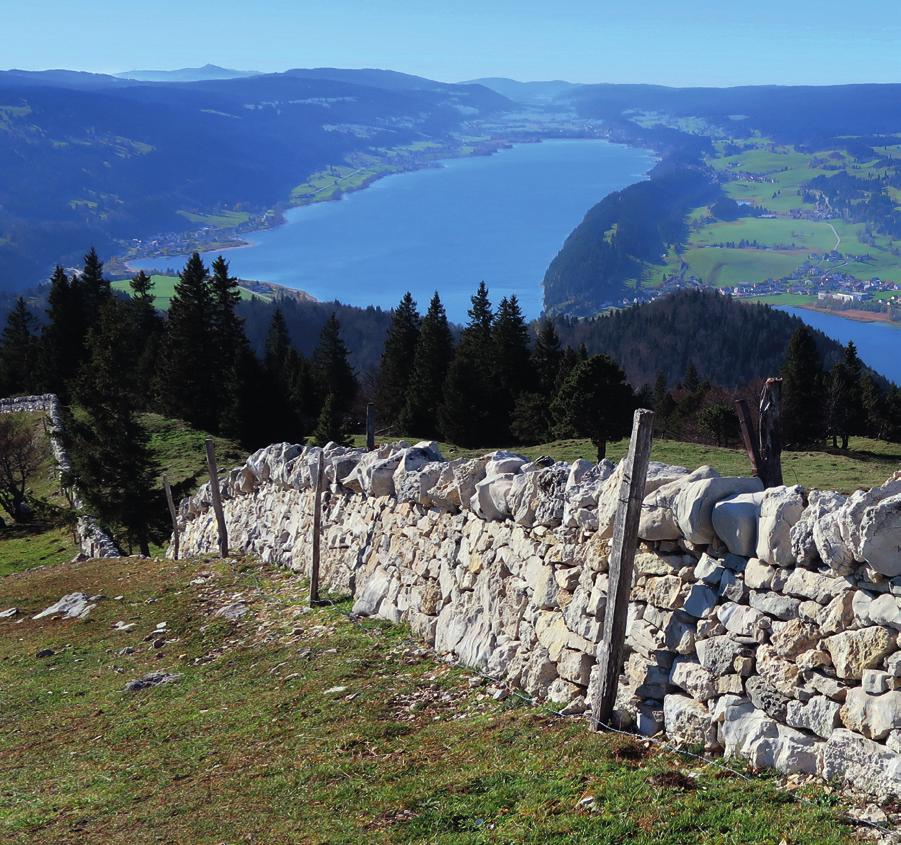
[{"xmin": 115, "ymin": 64, "xmax": 261, "ymax": 82}]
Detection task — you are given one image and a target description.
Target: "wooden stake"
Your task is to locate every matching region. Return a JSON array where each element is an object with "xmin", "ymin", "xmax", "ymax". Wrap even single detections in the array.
[
  {"xmin": 734, "ymin": 398, "xmax": 762, "ymax": 482},
  {"xmin": 309, "ymin": 450, "xmax": 325, "ymax": 606},
  {"xmin": 204, "ymin": 438, "xmax": 228, "ymax": 558},
  {"xmin": 591, "ymin": 409, "xmax": 654, "ymax": 730},
  {"xmin": 366, "ymin": 403, "xmax": 376, "ymax": 451},
  {"xmin": 163, "ymin": 473, "xmax": 180, "ymax": 561},
  {"xmin": 759, "ymin": 378, "xmax": 783, "ymax": 488}
]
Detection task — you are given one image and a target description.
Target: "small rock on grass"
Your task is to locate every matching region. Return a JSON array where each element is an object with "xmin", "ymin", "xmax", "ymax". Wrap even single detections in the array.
[
  {"xmin": 124, "ymin": 672, "xmax": 181, "ymax": 692},
  {"xmin": 324, "ymin": 685, "xmax": 348, "ymax": 695},
  {"xmin": 0, "ymin": 608, "xmax": 18, "ymax": 619}
]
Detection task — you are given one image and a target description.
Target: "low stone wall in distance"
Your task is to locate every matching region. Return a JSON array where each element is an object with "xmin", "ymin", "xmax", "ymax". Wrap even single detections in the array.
[
  {"xmin": 0, "ymin": 394, "xmax": 119, "ymax": 559},
  {"xmin": 172, "ymin": 440, "xmax": 901, "ymax": 798}
]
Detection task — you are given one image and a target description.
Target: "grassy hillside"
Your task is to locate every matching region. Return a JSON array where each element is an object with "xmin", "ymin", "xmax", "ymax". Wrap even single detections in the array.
[
  {"xmin": 110, "ymin": 276, "xmax": 267, "ymax": 309},
  {"xmin": 0, "ymin": 554, "xmax": 859, "ymax": 844}
]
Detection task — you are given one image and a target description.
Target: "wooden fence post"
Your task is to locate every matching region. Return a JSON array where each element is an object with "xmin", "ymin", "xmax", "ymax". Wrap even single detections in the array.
[
  {"xmin": 309, "ymin": 450, "xmax": 325, "ymax": 606},
  {"xmin": 734, "ymin": 398, "xmax": 762, "ymax": 482},
  {"xmin": 758, "ymin": 378, "xmax": 783, "ymax": 488},
  {"xmin": 366, "ymin": 403, "xmax": 376, "ymax": 452},
  {"xmin": 590, "ymin": 408, "xmax": 654, "ymax": 730},
  {"xmin": 163, "ymin": 473, "xmax": 180, "ymax": 561},
  {"xmin": 204, "ymin": 438, "xmax": 228, "ymax": 558}
]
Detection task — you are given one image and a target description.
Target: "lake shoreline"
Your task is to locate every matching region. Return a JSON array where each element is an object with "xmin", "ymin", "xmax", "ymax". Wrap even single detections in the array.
[{"xmin": 797, "ymin": 304, "xmax": 900, "ymax": 328}]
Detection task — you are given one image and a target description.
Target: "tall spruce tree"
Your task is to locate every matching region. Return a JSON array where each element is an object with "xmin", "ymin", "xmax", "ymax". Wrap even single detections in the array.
[
  {"xmin": 492, "ymin": 295, "xmax": 533, "ymax": 431},
  {"xmin": 551, "ymin": 354, "xmax": 636, "ymax": 460},
  {"xmin": 0, "ymin": 298, "xmax": 39, "ymax": 396},
  {"xmin": 158, "ymin": 253, "xmax": 217, "ymax": 431},
  {"xmin": 375, "ymin": 292, "xmax": 420, "ymax": 431},
  {"xmin": 399, "ymin": 292, "xmax": 454, "ymax": 438},
  {"xmin": 79, "ymin": 247, "xmax": 110, "ymax": 322},
  {"xmin": 42, "ymin": 265, "xmax": 87, "ymax": 397},
  {"xmin": 70, "ymin": 298, "xmax": 158, "ymax": 555},
  {"xmin": 781, "ymin": 325, "xmax": 825, "ymax": 447},
  {"xmin": 127, "ymin": 271, "xmax": 164, "ymax": 410},
  {"xmin": 312, "ymin": 313, "xmax": 356, "ymax": 414},
  {"xmin": 312, "ymin": 392, "xmax": 351, "ymax": 447},
  {"xmin": 438, "ymin": 282, "xmax": 495, "ymax": 446},
  {"xmin": 532, "ymin": 318, "xmax": 563, "ymax": 396},
  {"xmin": 209, "ymin": 256, "xmax": 250, "ymax": 438}
]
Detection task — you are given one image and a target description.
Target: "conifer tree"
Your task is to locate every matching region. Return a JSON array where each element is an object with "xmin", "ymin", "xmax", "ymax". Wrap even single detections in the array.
[
  {"xmin": 70, "ymin": 299, "xmax": 158, "ymax": 555},
  {"xmin": 312, "ymin": 313, "xmax": 356, "ymax": 414},
  {"xmin": 312, "ymin": 392, "xmax": 351, "ymax": 446},
  {"xmin": 127, "ymin": 271, "xmax": 164, "ymax": 409},
  {"xmin": 551, "ymin": 354, "xmax": 636, "ymax": 460},
  {"xmin": 42, "ymin": 265, "xmax": 87, "ymax": 397},
  {"xmin": 158, "ymin": 253, "xmax": 217, "ymax": 431},
  {"xmin": 265, "ymin": 307, "xmax": 293, "ymax": 381},
  {"xmin": 79, "ymin": 247, "xmax": 110, "ymax": 326},
  {"xmin": 781, "ymin": 325, "xmax": 825, "ymax": 447},
  {"xmin": 438, "ymin": 282, "xmax": 496, "ymax": 446},
  {"xmin": 209, "ymin": 256, "xmax": 250, "ymax": 438},
  {"xmin": 532, "ymin": 318, "xmax": 563, "ymax": 396},
  {"xmin": 0, "ymin": 298, "xmax": 39, "ymax": 396},
  {"xmin": 375, "ymin": 292, "xmax": 420, "ymax": 430},
  {"xmin": 399, "ymin": 292, "xmax": 454, "ymax": 438}
]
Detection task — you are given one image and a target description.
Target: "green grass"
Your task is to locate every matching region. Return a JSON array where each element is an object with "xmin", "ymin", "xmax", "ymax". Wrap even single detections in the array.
[
  {"xmin": 692, "ymin": 218, "xmax": 838, "ymax": 252},
  {"xmin": 0, "ymin": 555, "xmax": 860, "ymax": 844},
  {"xmin": 176, "ymin": 209, "xmax": 250, "ymax": 228},
  {"xmin": 352, "ymin": 435, "xmax": 899, "ymax": 494},
  {"xmin": 111, "ymin": 275, "xmax": 265, "ymax": 309},
  {"xmin": 679, "ymin": 247, "xmax": 805, "ymax": 287}
]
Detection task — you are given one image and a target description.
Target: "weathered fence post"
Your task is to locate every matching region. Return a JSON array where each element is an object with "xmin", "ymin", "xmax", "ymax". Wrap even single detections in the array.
[
  {"xmin": 758, "ymin": 378, "xmax": 783, "ymax": 488},
  {"xmin": 590, "ymin": 408, "xmax": 655, "ymax": 730},
  {"xmin": 366, "ymin": 403, "xmax": 376, "ymax": 451},
  {"xmin": 734, "ymin": 398, "xmax": 762, "ymax": 481},
  {"xmin": 309, "ymin": 450, "xmax": 325, "ymax": 606},
  {"xmin": 204, "ymin": 437, "xmax": 228, "ymax": 558},
  {"xmin": 163, "ymin": 473, "xmax": 180, "ymax": 561}
]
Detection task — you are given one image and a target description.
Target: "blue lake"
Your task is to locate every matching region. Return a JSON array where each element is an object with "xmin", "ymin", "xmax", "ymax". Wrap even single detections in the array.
[
  {"xmin": 131, "ymin": 139, "xmax": 655, "ymax": 321},
  {"xmin": 778, "ymin": 307, "xmax": 900, "ymax": 384}
]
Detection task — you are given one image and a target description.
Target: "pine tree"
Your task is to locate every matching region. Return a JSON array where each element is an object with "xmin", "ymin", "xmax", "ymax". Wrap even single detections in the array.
[
  {"xmin": 265, "ymin": 307, "xmax": 293, "ymax": 381},
  {"xmin": 312, "ymin": 313, "xmax": 356, "ymax": 414},
  {"xmin": 551, "ymin": 355, "xmax": 636, "ymax": 460},
  {"xmin": 312, "ymin": 392, "xmax": 351, "ymax": 447},
  {"xmin": 781, "ymin": 325, "xmax": 825, "ymax": 447},
  {"xmin": 532, "ymin": 318, "xmax": 563, "ymax": 396},
  {"xmin": 860, "ymin": 373, "xmax": 885, "ymax": 438},
  {"xmin": 0, "ymin": 298, "xmax": 39, "ymax": 396},
  {"xmin": 129, "ymin": 270, "xmax": 154, "ymax": 303},
  {"xmin": 79, "ymin": 247, "xmax": 110, "ymax": 325},
  {"xmin": 375, "ymin": 292, "xmax": 420, "ymax": 430},
  {"xmin": 399, "ymin": 292, "xmax": 454, "ymax": 438},
  {"xmin": 438, "ymin": 282, "xmax": 495, "ymax": 446},
  {"xmin": 70, "ymin": 299, "xmax": 158, "ymax": 555},
  {"xmin": 492, "ymin": 295, "xmax": 533, "ymax": 439},
  {"xmin": 158, "ymin": 253, "xmax": 217, "ymax": 431},
  {"xmin": 209, "ymin": 256, "xmax": 250, "ymax": 438},
  {"xmin": 127, "ymin": 271, "xmax": 164, "ymax": 410},
  {"xmin": 840, "ymin": 341, "xmax": 865, "ymax": 439},
  {"xmin": 42, "ymin": 265, "xmax": 87, "ymax": 397}
]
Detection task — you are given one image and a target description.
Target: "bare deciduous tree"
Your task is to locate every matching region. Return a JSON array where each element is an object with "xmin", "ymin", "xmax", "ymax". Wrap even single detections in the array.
[{"xmin": 0, "ymin": 413, "xmax": 40, "ymax": 523}]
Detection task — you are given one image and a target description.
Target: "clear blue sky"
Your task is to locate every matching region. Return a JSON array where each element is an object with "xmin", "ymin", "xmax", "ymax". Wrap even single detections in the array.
[{"xmin": 5, "ymin": 0, "xmax": 900, "ymax": 86}]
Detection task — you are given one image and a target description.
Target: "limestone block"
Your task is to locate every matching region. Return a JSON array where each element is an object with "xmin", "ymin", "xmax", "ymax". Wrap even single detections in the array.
[
  {"xmin": 644, "ymin": 574, "xmax": 685, "ymax": 609},
  {"xmin": 862, "ymin": 669, "xmax": 892, "ymax": 695},
  {"xmin": 471, "ymin": 473, "xmax": 516, "ymax": 521},
  {"xmin": 804, "ymin": 669, "xmax": 849, "ymax": 702},
  {"xmin": 484, "ymin": 450, "xmax": 528, "ymax": 478},
  {"xmin": 717, "ymin": 602, "xmax": 768, "ymax": 638},
  {"xmin": 746, "ymin": 676, "xmax": 791, "ymax": 721},
  {"xmin": 770, "ymin": 618, "xmax": 821, "ymax": 659},
  {"xmin": 756, "ymin": 485, "xmax": 805, "ymax": 567},
  {"xmin": 868, "ymin": 593, "xmax": 901, "ymax": 631},
  {"xmin": 556, "ymin": 647, "xmax": 594, "ymax": 685},
  {"xmin": 535, "ymin": 611, "xmax": 570, "ymax": 661},
  {"xmin": 756, "ymin": 644, "xmax": 801, "ymax": 697},
  {"xmin": 697, "ymin": 636, "xmax": 748, "ymax": 677},
  {"xmin": 817, "ymin": 591, "xmax": 855, "ymax": 636},
  {"xmin": 669, "ymin": 657, "xmax": 717, "ymax": 701},
  {"xmin": 858, "ymin": 492, "xmax": 901, "ymax": 577},
  {"xmin": 825, "ymin": 627, "xmax": 895, "ymax": 680},
  {"xmin": 682, "ymin": 583, "xmax": 719, "ymax": 619},
  {"xmin": 663, "ymin": 694, "xmax": 719, "ymax": 750},
  {"xmin": 790, "ymin": 490, "xmax": 846, "ymax": 566},
  {"xmin": 624, "ymin": 652, "xmax": 671, "ymax": 699},
  {"xmin": 748, "ymin": 590, "xmax": 801, "ymax": 622},
  {"xmin": 819, "ymin": 729, "xmax": 901, "ymax": 799},
  {"xmin": 694, "ymin": 553, "xmax": 725, "ymax": 585},
  {"xmin": 783, "ymin": 567, "xmax": 849, "ymax": 605},
  {"xmin": 674, "ymin": 476, "xmax": 764, "ymax": 545},
  {"xmin": 638, "ymin": 465, "xmax": 719, "ymax": 542},
  {"xmin": 841, "ymin": 688, "xmax": 901, "ymax": 741},
  {"xmin": 786, "ymin": 695, "xmax": 841, "ymax": 739},
  {"xmin": 744, "ymin": 557, "xmax": 775, "ymax": 591},
  {"xmin": 712, "ymin": 490, "xmax": 767, "ymax": 557}
]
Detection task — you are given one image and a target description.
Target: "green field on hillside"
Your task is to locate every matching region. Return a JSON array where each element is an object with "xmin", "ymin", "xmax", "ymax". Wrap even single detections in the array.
[
  {"xmin": 0, "ymin": 554, "xmax": 859, "ymax": 844},
  {"xmin": 176, "ymin": 209, "xmax": 251, "ymax": 228},
  {"xmin": 111, "ymin": 275, "xmax": 267, "ymax": 309}
]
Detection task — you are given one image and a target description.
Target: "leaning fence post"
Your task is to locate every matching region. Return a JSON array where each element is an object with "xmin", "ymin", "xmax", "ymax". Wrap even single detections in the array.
[
  {"xmin": 204, "ymin": 437, "xmax": 228, "ymax": 558},
  {"xmin": 309, "ymin": 450, "xmax": 325, "ymax": 606},
  {"xmin": 163, "ymin": 473, "xmax": 180, "ymax": 561},
  {"xmin": 366, "ymin": 403, "xmax": 376, "ymax": 451},
  {"xmin": 590, "ymin": 408, "xmax": 654, "ymax": 730},
  {"xmin": 734, "ymin": 398, "xmax": 762, "ymax": 482}
]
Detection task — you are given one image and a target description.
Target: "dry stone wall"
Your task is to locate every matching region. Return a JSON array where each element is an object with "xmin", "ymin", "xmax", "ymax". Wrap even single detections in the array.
[
  {"xmin": 172, "ymin": 439, "xmax": 901, "ymax": 798},
  {"xmin": 0, "ymin": 394, "xmax": 119, "ymax": 559}
]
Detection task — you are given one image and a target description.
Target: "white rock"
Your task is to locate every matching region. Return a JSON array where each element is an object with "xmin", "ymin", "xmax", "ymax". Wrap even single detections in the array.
[
  {"xmin": 33, "ymin": 592, "xmax": 96, "ymax": 620},
  {"xmin": 744, "ymin": 557, "xmax": 775, "ymax": 590},
  {"xmin": 669, "ymin": 657, "xmax": 717, "ymax": 701},
  {"xmin": 756, "ymin": 485, "xmax": 805, "ymax": 567},
  {"xmin": 825, "ymin": 627, "xmax": 895, "ymax": 680},
  {"xmin": 858, "ymin": 492, "xmax": 901, "ymax": 577},
  {"xmin": 712, "ymin": 490, "xmax": 766, "ymax": 557},
  {"xmin": 663, "ymin": 694, "xmax": 719, "ymax": 750},
  {"xmin": 638, "ymin": 465, "xmax": 719, "ymax": 541},
  {"xmin": 674, "ymin": 476, "xmax": 764, "ymax": 545},
  {"xmin": 819, "ymin": 729, "xmax": 901, "ymax": 799},
  {"xmin": 786, "ymin": 695, "xmax": 841, "ymax": 739},
  {"xmin": 868, "ymin": 593, "xmax": 901, "ymax": 631},
  {"xmin": 841, "ymin": 688, "xmax": 901, "ymax": 741}
]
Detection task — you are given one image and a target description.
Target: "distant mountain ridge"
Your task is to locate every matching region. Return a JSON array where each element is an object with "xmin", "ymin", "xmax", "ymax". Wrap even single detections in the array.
[{"xmin": 115, "ymin": 63, "xmax": 261, "ymax": 82}]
